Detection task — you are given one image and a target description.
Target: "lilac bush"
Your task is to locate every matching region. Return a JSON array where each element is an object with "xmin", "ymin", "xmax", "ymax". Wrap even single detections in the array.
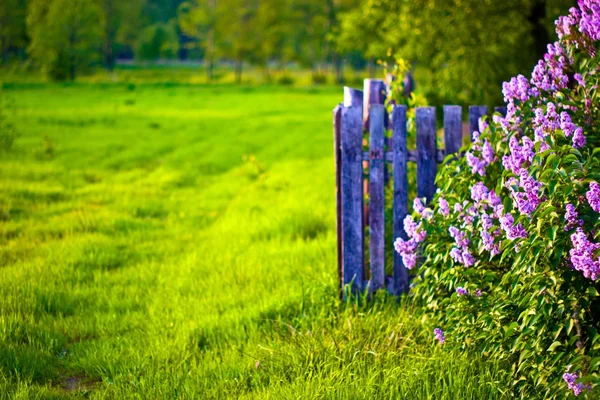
[{"xmin": 396, "ymin": 2, "xmax": 600, "ymax": 397}]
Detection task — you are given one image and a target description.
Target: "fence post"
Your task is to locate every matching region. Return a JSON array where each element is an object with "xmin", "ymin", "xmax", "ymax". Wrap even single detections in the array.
[
  {"xmin": 494, "ymin": 106, "xmax": 507, "ymax": 117},
  {"xmin": 344, "ymin": 87, "xmax": 364, "ymax": 107},
  {"xmin": 363, "ymin": 79, "xmax": 387, "ymax": 129},
  {"xmin": 469, "ymin": 106, "xmax": 488, "ymax": 140},
  {"xmin": 333, "ymin": 104, "xmax": 343, "ymax": 297},
  {"xmin": 368, "ymin": 105, "xmax": 385, "ymax": 292},
  {"xmin": 340, "ymin": 105, "xmax": 364, "ymax": 291},
  {"xmin": 443, "ymin": 106, "xmax": 462, "ymax": 156},
  {"xmin": 392, "ymin": 105, "xmax": 409, "ymax": 294},
  {"xmin": 416, "ymin": 107, "xmax": 437, "ymax": 203}
]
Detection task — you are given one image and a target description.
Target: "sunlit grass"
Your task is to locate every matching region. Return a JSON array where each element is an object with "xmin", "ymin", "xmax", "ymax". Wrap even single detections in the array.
[{"xmin": 0, "ymin": 83, "xmax": 509, "ymax": 398}]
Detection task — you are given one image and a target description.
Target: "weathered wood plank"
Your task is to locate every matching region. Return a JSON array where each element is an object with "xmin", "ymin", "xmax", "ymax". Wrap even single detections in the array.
[
  {"xmin": 392, "ymin": 105, "xmax": 409, "ymax": 295},
  {"xmin": 362, "ymin": 150, "xmax": 444, "ymax": 163},
  {"xmin": 443, "ymin": 106, "xmax": 462, "ymax": 157},
  {"xmin": 363, "ymin": 79, "xmax": 387, "ymax": 129},
  {"xmin": 469, "ymin": 105, "xmax": 488, "ymax": 140},
  {"xmin": 333, "ymin": 104, "xmax": 343, "ymax": 297},
  {"xmin": 344, "ymin": 87, "xmax": 364, "ymax": 107},
  {"xmin": 368, "ymin": 105, "xmax": 385, "ymax": 292},
  {"xmin": 416, "ymin": 107, "xmax": 437, "ymax": 203},
  {"xmin": 340, "ymin": 105, "xmax": 364, "ymax": 291}
]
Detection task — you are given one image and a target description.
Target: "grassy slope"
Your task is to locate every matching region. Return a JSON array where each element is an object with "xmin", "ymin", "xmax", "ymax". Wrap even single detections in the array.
[{"xmin": 0, "ymin": 83, "xmax": 508, "ymax": 399}]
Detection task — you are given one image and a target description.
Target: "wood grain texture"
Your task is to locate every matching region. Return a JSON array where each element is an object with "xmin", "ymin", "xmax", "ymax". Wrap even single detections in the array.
[
  {"xmin": 443, "ymin": 106, "xmax": 462, "ymax": 157},
  {"xmin": 392, "ymin": 105, "xmax": 409, "ymax": 294},
  {"xmin": 469, "ymin": 105, "xmax": 488, "ymax": 140},
  {"xmin": 416, "ymin": 107, "xmax": 437, "ymax": 203},
  {"xmin": 333, "ymin": 104, "xmax": 343, "ymax": 297},
  {"xmin": 363, "ymin": 79, "xmax": 387, "ymax": 129},
  {"xmin": 340, "ymin": 105, "xmax": 364, "ymax": 291},
  {"xmin": 368, "ymin": 105, "xmax": 385, "ymax": 292}
]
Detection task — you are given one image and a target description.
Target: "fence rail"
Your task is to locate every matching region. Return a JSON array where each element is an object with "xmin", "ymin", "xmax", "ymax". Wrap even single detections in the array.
[{"xmin": 334, "ymin": 79, "xmax": 506, "ymax": 296}]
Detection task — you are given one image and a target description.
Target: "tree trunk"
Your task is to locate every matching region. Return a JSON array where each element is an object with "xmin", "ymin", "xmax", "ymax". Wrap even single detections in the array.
[
  {"xmin": 367, "ymin": 59, "xmax": 375, "ymax": 79},
  {"xmin": 235, "ymin": 59, "xmax": 243, "ymax": 84},
  {"xmin": 103, "ymin": 0, "xmax": 115, "ymax": 71},
  {"xmin": 206, "ymin": 56, "xmax": 214, "ymax": 81},
  {"xmin": 334, "ymin": 53, "xmax": 344, "ymax": 84}
]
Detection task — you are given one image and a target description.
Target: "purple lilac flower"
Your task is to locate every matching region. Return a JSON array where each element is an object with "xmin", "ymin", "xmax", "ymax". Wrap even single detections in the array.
[
  {"xmin": 531, "ymin": 42, "xmax": 571, "ymax": 93},
  {"xmin": 578, "ymin": 0, "xmax": 600, "ymax": 41},
  {"xmin": 449, "ymin": 226, "xmax": 469, "ymax": 248},
  {"xmin": 560, "ymin": 111, "xmax": 578, "ymax": 137},
  {"xmin": 462, "ymin": 250, "xmax": 476, "ymax": 267},
  {"xmin": 480, "ymin": 230, "xmax": 500, "ymax": 255},
  {"xmin": 502, "ymin": 74, "xmax": 532, "ymax": 103},
  {"xmin": 475, "ymin": 289, "xmax": 482, "ymax": 297},
  {"xmin": 563, "ymin": 368, "xmax": 592, "ymax": 396},
  {"xmin": 433, "ymin": 328, "xmax": 445, "ymax": 344},
  {"xmin": 456, "ymin": 287, "xmax": 468, "ymax": 296},
  {"xmin": 574, "ymin": 73, "xmax": 585, "ymax": 86},
  {"xmin": 502, "ymin": 136, "xmax": 535, "ymax": 174},
  {"xmin": 488, "ymin": 190, "xmax": 502, "ymax": 207},
  {"xmin": 393, "ymin": 237, "xmax": 418, "ymax": 270},
  {"xmin": 586, "ymin": 181, "xmax": 600, "ymax": 212},
  {"xmin": 482, "ymin": 140, "xmax": 494, "ymax": 164},
  {"xmin": 564, "ymin": 203, "xmax": 584, "ymax": 231},
  {"xmin": 413, "ymin": 198, "xmax": 433, "ymax": 220},
  {"xmin": 466, "ymin": 151, "xmax": 487, "ymax": 176},
  {"xmin": 454, "ymin": 203, "xmax": 463, "ymax": 214},
  {"xmin": 572, "ymin": 127, "xmax": 586, "ymax": 148},
  {"xmin": 471, "ymin": 182, "xmax": 490, "ymax": 204},
  {"xmin": 569, "ymin": 228, "xmax": 600, "ymax": 280},
  {"xmin": 438, "ymin": 197, "xmax": 450, "ymax": 217},
  {"xmin": 403, "ymin": 215, "xmax": 426, "ymax": 243},
  {"xmin": 500, "ymin": 213, "xmax": 528, "ymax": 240},
  {"xmin": 478, "ymin": 117, "xmax": 489, "ymax": 133}
]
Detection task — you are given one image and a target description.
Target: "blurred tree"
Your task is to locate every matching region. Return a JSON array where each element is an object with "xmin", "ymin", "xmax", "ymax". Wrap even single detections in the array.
[
  {"xmin": 178, "ymin": 0, "xmax": 218, "ymax": 80},
  {"xmin": 0, "ymin": 0, "xmax": 28, "ymax": 65},
  {"xmin": 213, "ymin": 0, "xmax": 259, "ymax": 83},
  {"xmin": 28, "ymin": 0, "xmax": 103, "ymax": 80},
  {"xmin": 96, "ymin": 0, "xmax": 146, "ymax": 70},
  {"xmin": 338, "ymin": 0, "xmax": 574, "ymax": 106},
  {"xmin": 135, "ymin": 21, "xmax": 180, "ymax": 61}
]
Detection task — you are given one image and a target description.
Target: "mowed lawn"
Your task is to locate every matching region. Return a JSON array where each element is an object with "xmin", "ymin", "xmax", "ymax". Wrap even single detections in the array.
[{"xmin": 0, "ymin": 83, "xmax": 508, "ymax": 399}]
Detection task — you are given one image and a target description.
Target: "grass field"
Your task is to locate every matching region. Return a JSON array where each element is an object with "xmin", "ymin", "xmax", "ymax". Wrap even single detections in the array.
[{"xmin": 0, "ymin": 82, "xmax": 509, "ymax": 399}]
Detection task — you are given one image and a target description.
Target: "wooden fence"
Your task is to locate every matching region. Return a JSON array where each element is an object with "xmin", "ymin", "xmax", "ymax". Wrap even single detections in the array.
[{"xmin": 333, "ymin": 79, "xmax": 506, "ymax": 296}]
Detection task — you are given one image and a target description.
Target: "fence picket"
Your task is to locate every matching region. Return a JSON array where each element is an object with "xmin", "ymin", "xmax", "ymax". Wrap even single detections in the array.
[
  {"xmin": 392, "ymin": 105, "xmax": 409, "ymax": 294},
  {"xmin": 333, "ymin": 104, "xmax": 343, "ymax": 298},
  {"xmin": 340, "ymin": 105, "xmax": 364, "ymax": 291},
  {"xmin": 443, "ymin": 106, "xmax": 462, "ymax": 156},
  {"xmin": 494, "ymin": 106, "xmax": 508, "ymax": 117},
  {"xmin": 336, "ymin": 88, "xmax": 505, "ymax": 296},
  {"xmin": 416, "ymin": 107, "xmax": 437, "ymax": 203},
  {"xmin": 344, "ymin": 87, "xmax": 364, "ymax": 107},
  {"xmin": 469, "ymin": 105, "xmax": 488, "ymax": 139},
  {"xmin": 368, "ymin": 105, "xmax": 385, "ymax": 292}
]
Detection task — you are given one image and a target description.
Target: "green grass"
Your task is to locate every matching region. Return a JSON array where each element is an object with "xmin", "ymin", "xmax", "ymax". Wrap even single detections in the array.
[{"xmin": 0, "ymin": 82, "xmax": 509, "ymax": 399}]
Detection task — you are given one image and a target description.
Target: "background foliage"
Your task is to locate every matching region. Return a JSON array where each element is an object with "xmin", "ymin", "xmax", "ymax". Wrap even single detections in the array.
[{"xmin": 1, "ymin": 0, "xmax": 576, "ymax": 105}]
